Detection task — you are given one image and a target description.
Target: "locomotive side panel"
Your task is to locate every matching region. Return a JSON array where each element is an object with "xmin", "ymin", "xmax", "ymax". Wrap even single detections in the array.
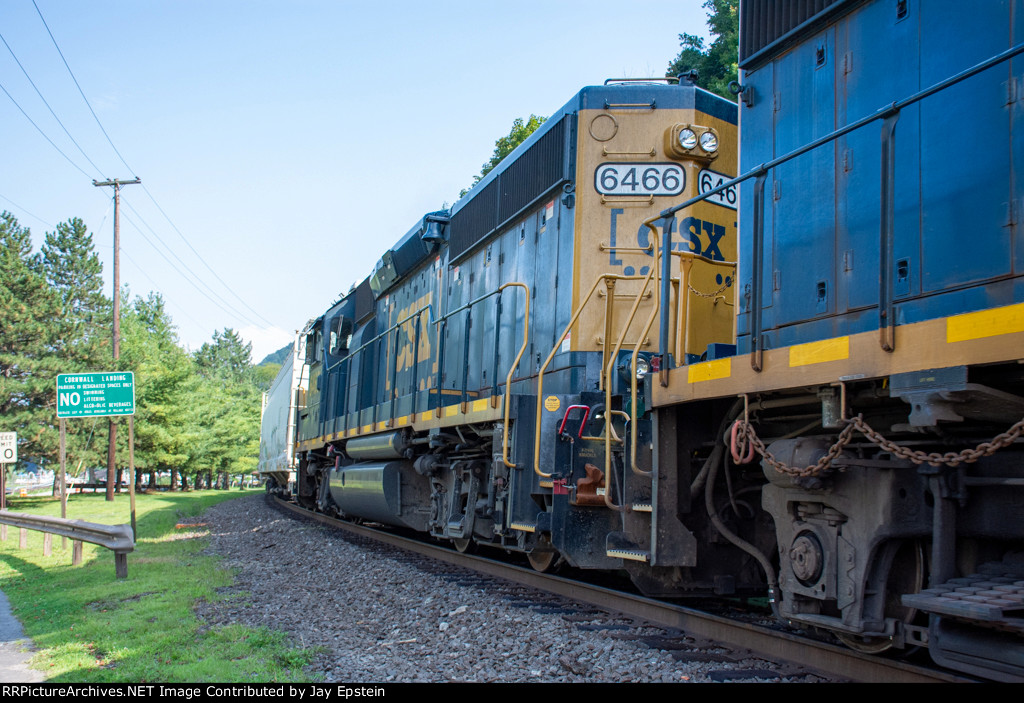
[{"xmin": 737, "ymin": 0, "xmax": 1024, "ymax": 352}]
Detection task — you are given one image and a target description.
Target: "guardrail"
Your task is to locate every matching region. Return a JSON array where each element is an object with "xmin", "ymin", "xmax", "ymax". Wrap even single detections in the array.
[{"xmin": 0, "ymin": 510, "xmax": 134, "ymax": 579}]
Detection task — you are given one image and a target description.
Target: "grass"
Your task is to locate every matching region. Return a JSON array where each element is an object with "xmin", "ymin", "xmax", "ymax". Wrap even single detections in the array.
[{"xmin": 0, "ymin": 489, "xmax": 319, "ymax": 682}]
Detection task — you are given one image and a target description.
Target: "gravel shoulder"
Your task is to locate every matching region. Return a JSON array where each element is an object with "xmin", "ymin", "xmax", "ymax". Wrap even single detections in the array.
[{"xmin": 191, "ymin": 494, "xmax": 823, "ymax": 683}]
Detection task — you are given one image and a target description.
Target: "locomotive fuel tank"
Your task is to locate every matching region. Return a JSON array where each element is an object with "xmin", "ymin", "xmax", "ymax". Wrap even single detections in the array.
[{"xmin": 328, "ymin": 460, "xmax": 431, "ymax": 531}]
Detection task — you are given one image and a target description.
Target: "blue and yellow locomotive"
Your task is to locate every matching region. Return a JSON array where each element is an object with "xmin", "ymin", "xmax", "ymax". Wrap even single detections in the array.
[
  {"xmin": 268, "ymin": 0, "xmax": 1024, "ymax": 681},
  {"xmin": 292, "ymin": 75, "xmax": 739, "ymax": 571}
]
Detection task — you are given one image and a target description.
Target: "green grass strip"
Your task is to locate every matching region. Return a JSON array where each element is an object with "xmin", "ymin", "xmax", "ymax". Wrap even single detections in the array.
[{"xmin": 0, "ymin": 489, "xmax": 318, "ymax": 682}]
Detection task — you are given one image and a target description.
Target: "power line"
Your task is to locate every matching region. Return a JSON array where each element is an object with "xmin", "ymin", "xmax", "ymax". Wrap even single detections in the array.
[
  {"xmin": 32, "ymin": 0, "xmax": 135, "ymax": 177},
  {"xmin": 119, "ymin": 207, "xmax": 264, "ymax": 327},
  {"xmin": 140, "ymin": 184, "xmax": 276, "ymax": 327},
  {"xmin": 120, "ymin": 196, "xmax": 265, "ymax": 327},
  {"xmin": 120, "ymin": 247, "xmax": 209, "ymax": 332},
  {"xmin": 0, "ymin": 78, "xmax": 92, "ymax": 179},
  {"xmin": 0, "ymin": 29, "xmax": 105, "ymax": 177},
  {"xmin": 28, "ymin": 0, "xmax": 281, "ymax": 335},
  {"xmin": 0, "ymin": 193, "xmax": 54, "ymax": 228}
]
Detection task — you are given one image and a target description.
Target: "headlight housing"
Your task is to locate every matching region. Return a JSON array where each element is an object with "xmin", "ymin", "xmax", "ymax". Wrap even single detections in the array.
[
  {"xmin": 619, "ymin": 355, "xmax": 651, "ymax": 383},
  {"xmin": 665, "ymin": 124, "xmax": 720, "ymax": 161}
]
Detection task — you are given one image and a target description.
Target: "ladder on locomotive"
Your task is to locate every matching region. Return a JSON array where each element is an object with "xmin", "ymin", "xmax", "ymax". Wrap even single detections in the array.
[{"xmin": 533, "ymin": 225, "xmax": 736, "ymax": 515}]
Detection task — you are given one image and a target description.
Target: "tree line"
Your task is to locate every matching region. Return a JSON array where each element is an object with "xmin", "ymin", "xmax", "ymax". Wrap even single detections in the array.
[{"xmin": 0, "ymin": 211, "xmax": 263, "ymax": 494}]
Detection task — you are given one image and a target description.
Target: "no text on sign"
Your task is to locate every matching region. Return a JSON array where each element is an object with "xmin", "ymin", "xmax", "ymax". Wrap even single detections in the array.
[
  {"xmin": 56, "ymin": 372, "xmax": 135, "ymax": 418},
  {"xmin": 0, "ymin": 433, "xmax": 16, "ymax": 464}
]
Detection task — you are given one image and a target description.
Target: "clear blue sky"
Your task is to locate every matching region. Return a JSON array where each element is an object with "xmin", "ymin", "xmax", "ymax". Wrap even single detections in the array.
[{"xmin": 1, "ymin": 1, "xmax": 710, "ymax": 362}]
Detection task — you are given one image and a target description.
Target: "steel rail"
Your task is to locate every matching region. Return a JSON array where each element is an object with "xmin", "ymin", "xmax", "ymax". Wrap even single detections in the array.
[{"xmin": 269, "ymin": 496, "xmax": 969, "ymax": 683}]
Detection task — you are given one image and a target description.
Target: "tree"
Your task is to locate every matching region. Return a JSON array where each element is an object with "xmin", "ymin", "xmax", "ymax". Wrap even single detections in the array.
[
  {"xmin": 195, "ymin": 328, "xmax": 253, "ymax": 384},
  {"xmin": 462, "ymin": 115, "xmax": 547, "ymax": 196},
  {"xmin": 118, "ymin": 292, "xmax": 192, "ymax": 489},
  {"xmin": 40, "ymin": 217, "xmax": 111, "ymax": 479},
  {"xmin": 667, "ymin": 0, "xmax": 739, "ymax": 100},
  {"xmin": 0, "ymin": 212, "xmax": 63, "ymax": 470},
  {"xmin": 187, "ymin": 328, "xmax": 261, "ymax": 489}
]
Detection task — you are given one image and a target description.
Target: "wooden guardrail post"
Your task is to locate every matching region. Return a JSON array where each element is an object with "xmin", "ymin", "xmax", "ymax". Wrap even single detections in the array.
[
  {"xmin": 43, "ymin": 533, "xmax": 52, "ymax": 557},
  {"xmin": 114, "ymin": 551, "xmax": 128, "ymax": 579},
  {"xmin": 72, "ymin": 540, "xmax": 82, "ymax": 566},
  {"xmin": 19, "ymin": 529, "xmax": 26, "ymax": 549}
]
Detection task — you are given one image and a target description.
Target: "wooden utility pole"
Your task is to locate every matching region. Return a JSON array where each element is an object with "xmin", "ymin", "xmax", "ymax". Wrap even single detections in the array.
[{"xmin": 93, "ymin": 177, "xmax": 141, "ymax": 502}]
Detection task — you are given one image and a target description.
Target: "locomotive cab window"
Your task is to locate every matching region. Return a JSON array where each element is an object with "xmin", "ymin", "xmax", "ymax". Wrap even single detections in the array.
[
  {"xmin": 304, "ymin": 325, "xmax": 322, "ymax": 365},
  {"xmin": 328, "ymin": 316, "xmax": 353, "ymax": 356}
]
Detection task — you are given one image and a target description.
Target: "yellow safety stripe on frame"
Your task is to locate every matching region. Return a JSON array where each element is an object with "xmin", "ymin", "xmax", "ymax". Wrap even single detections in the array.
[
  {"xmin": 687, "ymin": 357, "xmax": 731, "ymax": 383},
  {"xmin": 789, "ymin": 336, "xmax": 849, "ymax": 367},
  {"xmin": 297, "ymin": 397, "xmax": 501, "ymax": 452},
  {"xmin": 947, "ymin": 301, "xmax": 1024, "ymax": 343}
]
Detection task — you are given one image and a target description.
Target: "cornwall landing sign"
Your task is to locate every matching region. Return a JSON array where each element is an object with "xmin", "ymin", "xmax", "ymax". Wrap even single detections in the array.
[{"xmin": 56, "ymin": 372, "xmax": 136, "ymax": 418}]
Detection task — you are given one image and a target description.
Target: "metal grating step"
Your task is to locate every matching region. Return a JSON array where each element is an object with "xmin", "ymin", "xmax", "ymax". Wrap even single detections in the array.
[{"xmin": 902, "ymin": 570, "xmax": 1024, "ymax": 634}]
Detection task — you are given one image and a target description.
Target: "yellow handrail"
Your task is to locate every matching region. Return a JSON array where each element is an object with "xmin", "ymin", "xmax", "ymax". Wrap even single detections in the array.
[
  {"xmin": 532, "ymin": 273, "xmax": 652, "ymax": 479},
  {"xmin": 604, "ymin": 224, "xmax": 660, "ymax": 486},
  {"xmin": 499, "ymin": 282, "xmax": 531, "ymax": 469},
  {"xmin": 671, "ymin": 249, "xmax": 736, "ymax": 361}
]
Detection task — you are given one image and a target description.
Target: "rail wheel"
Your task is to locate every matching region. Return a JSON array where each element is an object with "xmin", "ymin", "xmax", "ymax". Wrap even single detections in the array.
[
  {"xmin": 527, "ymin": 549, "xmax": 558, "ymax": 572},
  {"xmin": 453, "ymin": 538, "xmax": 473, "ymax": 554},
  {"xmin": 836, "ymin": 539, "xmax": 926, "ymax": 654},
  {"xmin": 527, "ymin": 533, "xmax": 560, "ymax": 572}
]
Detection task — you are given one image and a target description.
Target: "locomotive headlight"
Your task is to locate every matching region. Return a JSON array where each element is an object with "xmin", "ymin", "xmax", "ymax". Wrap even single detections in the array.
[
  {"xmin": 665, "ymin": 123, "xmax": 720, "ymax": 161},
  {"xmin": 619, "ymin": 355, "xmax": 651, "ymax": 383},
  {"xmin": 678, "ymin": 128, "xmax": 698, "ymax": 150},
  {"xmin": 699, "ymin": 130, "xmax": 719, "ymax": 153}
]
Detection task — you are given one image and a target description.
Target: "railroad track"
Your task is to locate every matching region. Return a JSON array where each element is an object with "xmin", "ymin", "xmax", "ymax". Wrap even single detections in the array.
[{"xmin": 269, "ymin": 495, "xmax": 972, "ymax": 683}]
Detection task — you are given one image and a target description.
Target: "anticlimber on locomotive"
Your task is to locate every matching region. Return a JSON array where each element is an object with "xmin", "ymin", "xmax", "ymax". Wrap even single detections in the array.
[{"xmin": 259, "ymin": 0, "xmax": 1024, "ymax": 681}]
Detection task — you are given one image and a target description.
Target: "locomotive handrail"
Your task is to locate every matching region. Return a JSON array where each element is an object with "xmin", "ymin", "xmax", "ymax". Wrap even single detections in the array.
[
  {"xmin": 647, "ymin": 39, "xmax": 1024, "ymax": 376},
  {"xmin": 533, "ymin": 262, "xmax": 663, "ymax": 510},
  {"xmin": 326, "ymin": 303, "xmax": 437, "ymax": 374},
  {"xmin": 670, "ymin": 249, "xmax": 737, "ymax": 362},
  {"xmin": 327, "ymin": 303, "xmax": 436, "ymax": 435},
  {"xmin": 496, "ymin": 283, "xmax": 530, "ymax": 469},
  {"xmin": 603, "ymin": 226, "xmax": 661, "ymax": 484},
  {"xmin": 323, "ymin": 281, "xmax": 530, "ymax": 438},
  {"xmin": 433, "ymin": 282, "xmax": 530, "ymax": 422}
]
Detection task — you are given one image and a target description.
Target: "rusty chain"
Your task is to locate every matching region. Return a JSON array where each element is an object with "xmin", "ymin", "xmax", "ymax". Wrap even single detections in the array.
[
  {"xmin": 734, "ymin": 419, "xmax": 859, "ymax": 478},
  {"xmin": 734, "ymin": 414, "xmax": 1024, "ymax": 476},
  {"xmin": 848, "ymin": 414, "xmax": 1024, "ymax": 468},
  {"xmin": 687, "ymin": 270, "xmax": 735, "ymax": 300}
]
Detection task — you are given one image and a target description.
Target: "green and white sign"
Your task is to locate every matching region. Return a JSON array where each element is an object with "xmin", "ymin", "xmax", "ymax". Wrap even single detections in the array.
[{"xmin": 56, "ymin": 372, "xmax": 135, "ymax": 418}]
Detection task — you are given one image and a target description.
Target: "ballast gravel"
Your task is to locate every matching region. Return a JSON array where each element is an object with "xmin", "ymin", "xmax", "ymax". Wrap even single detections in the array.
[{"xmin": 189, "ymin": 494, "xmax": 823, "ymax": 683}]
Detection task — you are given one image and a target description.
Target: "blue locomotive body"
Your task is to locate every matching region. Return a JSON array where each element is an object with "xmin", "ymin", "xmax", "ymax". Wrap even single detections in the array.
[
  {"xmin": 644, "ymin": 0, "xmax": 1024, "ymax": 680},
  {"xmin": 737, "ymin": 0, "xmax": 1024, "ymax": 351},
  {"xmin": 265, "ymin": 0, "xmax": 1024, "ymax": 681}
]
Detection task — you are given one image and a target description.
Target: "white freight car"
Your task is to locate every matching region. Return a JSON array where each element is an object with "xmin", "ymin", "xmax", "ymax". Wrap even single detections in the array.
[{"xmin": 257, "ymin": 334, "xmax": 307, "ymax": 496}]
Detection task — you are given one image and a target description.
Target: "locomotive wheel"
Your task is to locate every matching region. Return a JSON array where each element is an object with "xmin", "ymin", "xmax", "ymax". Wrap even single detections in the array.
[
  {"xmin": 527, "ymin": 549, "xmax": 558, "ymax": 573},
  {"xmin": 836, "ymin": 539, "xmax": 925, "ymax": 654},
  {"xmin": 453, "ymin": 538, "xmax": 473, "ymax": 554}
]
